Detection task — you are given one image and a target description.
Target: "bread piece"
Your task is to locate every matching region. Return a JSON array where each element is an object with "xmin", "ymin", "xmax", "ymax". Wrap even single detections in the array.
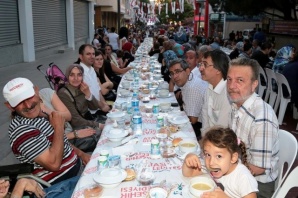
[
  {"xmin": 172, "ymin": 137, "xmax": 183, "ymax": 147},
  {"xmin": 125, "ymin": 168, "xmax": 136, "ymax": 181}
]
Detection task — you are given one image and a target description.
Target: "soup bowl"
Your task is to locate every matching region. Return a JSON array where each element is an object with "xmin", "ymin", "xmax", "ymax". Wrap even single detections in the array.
[
  {"xmin": 189, "ymin": 176, "xmax": 216, "ymax": 197},
  {"xmin": 158, "ymin": 90, "xmax": 169, "ymax": 98},
  {"xmin": 178, "ymin": 139, "xmax": 198, "ymax": 153},
  {"xmin": 122, "ymin": 82, "xmax": 131, "ymax": 89}
]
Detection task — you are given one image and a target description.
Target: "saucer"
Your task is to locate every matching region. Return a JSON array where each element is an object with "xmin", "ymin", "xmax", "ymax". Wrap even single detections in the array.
[
  {"xmin": 182, "ymin": 186, "xmax": 197, "ymax": 198},
  {"xmin": 157, "ymin": 93, "xmax": 171, "ymax": 98},
  {"xmin": 169, "ymin": 116, "xmax": 189, "ymax": 125},
  {"xmin": 175, "ymin": 147, "xmax": 201, "ymax": 160}
]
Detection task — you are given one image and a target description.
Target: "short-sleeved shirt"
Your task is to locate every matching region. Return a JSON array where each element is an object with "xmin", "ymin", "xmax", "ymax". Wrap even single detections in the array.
[
  {"xmin": 218, "ymin": 163, "xmax": 258, "ymax": 198},
  {"xmin": 80, "ymin": 62, "xmax": 101, "ymax": 101},
  {"xmin": 201, "ymin": 79, "xmax": 231, "ymax": 135},
  {"xmin": 229, "ymin": 93, "xmax": 279, "ymax": 183},
  {"xmin": 181, "ymin": 76, "xmax": 208, "ymax": 122},
  {"xmin": 107, "ymin": 32, "xmax": 119, "ymax": 50},
  {"xmin": 8, "ymin": 115, "xmax": 78, "ymax": 184}
]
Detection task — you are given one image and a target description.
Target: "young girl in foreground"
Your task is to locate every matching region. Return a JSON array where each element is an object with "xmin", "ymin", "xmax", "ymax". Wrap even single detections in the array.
[{"xmin": 182, "ymin": 127, "xmax": 258, "ymax": 198}]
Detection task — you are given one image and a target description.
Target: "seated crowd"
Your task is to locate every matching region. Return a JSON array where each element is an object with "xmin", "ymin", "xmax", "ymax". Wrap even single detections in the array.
[{"xmin": 1, "ymin": 25, "xmax": 286, "ymax": 198}]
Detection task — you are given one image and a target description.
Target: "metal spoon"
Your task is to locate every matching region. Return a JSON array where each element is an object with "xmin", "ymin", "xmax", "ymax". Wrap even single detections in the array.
[{"xmin": 201, "ymin": 166, "xmax": 225, "ymax": 191}]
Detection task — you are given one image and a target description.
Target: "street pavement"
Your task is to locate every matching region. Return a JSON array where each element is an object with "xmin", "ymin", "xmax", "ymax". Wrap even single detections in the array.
[{"xmin": 0, "ymin": 49, "xmax": 78, "ymax": 165}]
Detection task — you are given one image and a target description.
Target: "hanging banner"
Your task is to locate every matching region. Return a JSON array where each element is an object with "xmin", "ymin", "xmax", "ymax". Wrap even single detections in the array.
[{"xmin": 171, "ymin": 1, "xmax": 176, "ymax": 14}]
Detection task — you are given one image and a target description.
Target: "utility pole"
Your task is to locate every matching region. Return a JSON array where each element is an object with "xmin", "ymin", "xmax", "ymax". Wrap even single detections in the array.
[{"xmin": 117, "ymin": 0, "xmax": 121, "ymax": 32}]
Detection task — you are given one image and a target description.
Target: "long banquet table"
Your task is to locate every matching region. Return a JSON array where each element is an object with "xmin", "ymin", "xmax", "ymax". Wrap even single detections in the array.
[{"xmin": 71, "ymin": 39, "xmax": 199, "ymax": 198}]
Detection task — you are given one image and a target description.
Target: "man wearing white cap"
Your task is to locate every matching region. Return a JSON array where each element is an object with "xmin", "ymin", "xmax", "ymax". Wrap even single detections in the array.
[{"xmin": 3, "ymin": 77, "xmax": 89, "ymax": 186}]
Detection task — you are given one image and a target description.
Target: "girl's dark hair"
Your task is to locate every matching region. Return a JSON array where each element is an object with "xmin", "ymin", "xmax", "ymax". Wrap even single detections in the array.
[
  {"xmin": 116, "ymin": 50, "xmax": 124, "ymax": 58},
  {"xmin": 119, "ymin": 26, "xmax": 129, "ymax": 39},
  {"xmin": 94, "ymin": 49, "xmax": 106, "ymax": 83},
  {"xmin": 202, "ymin": 127, "xmax": 250, "ymax": 170}
]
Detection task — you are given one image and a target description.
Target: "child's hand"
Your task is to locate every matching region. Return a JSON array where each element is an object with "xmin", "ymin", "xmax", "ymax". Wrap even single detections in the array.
[
  {"xmin": 184, "ymin": 153, "xmax": 201, "ymax": 168},
  {"xmin": 201, "ymin": 187, "xmax": 229, "ymax": 198}
]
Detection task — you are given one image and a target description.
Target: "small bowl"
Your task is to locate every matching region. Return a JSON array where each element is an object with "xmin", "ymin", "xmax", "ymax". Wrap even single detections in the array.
[
  {"xmin": 159, "ymin": 90, "xmax": 169, "ymax": 98},
  {"xmin": 178, "ymin": 139, "xmax": 198, "ymax": 153},
  {"xmin": 142, "ymin": 88, "xmax": 150, "ymax": 94},
  {"xmin": 107, "ymin": 111, "xmax": 126, "ymax": 121},
  {"xmin": 142, "ymin": 97, "xmax": 150, "ymax": 103},
  {"xmin": 149, "ymin": 187, "xmax": 168, "ymax": 198},
  {"xmin": 189, "ymin": 176, "xmax": 216, "ymax": 197},
  {"xmin": 120, "ymin": 89, "xmax": 130, "ymax": 97},
  {"xmin": 122, "ymin": 82, "xmax": 131, "ymax": 89},
  {"xmin": 153, "ymin": 74, "xmax": 162, "ymax": 80},
  {"xmin": 159, "ymin": 103, "xmax": 171, "ymax": 111},
  {"xmin": 83, "ymin": 184, "xmax": 103, "ymax": 197}
]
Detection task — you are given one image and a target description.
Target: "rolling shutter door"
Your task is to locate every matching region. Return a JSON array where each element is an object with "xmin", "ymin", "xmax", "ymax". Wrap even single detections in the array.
[
  {"xmin": 0, "ymin": 0, "xmax": 20, "ymax": 47},
  {"xmin": 74, "ymin": 0, "xmax": 89, "ymax": 41},
  {"xmin": 32, "ymin": 0, "xmax": 67, "ymax": 51}
]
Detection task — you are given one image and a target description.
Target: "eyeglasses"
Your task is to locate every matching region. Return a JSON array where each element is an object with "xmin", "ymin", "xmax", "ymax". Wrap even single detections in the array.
[
  {"xmin": 199, "ymin": 62, "xmax": 214, "ymax": 69},
  {"xmin": 169, "ymin": 69, "xmax": 185, "ymax": 78}
]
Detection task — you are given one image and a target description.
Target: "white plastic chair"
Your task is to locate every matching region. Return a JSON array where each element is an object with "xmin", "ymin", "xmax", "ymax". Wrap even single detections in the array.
[
  {"xmin": 274, "ymin": 130, "xmax": 298, "ymax": 190},
  {"xmin": 275, "ymin": 73, "xmax": 292, "ymax": 125},
  {"xmin": 272, "ymin": 165, "xmax": 298, "ymax": 198},
  {"xmin": 257, "ymin": 66, "xmax": 267, "ymax": 99},
  {"xmin": 264, "ymin": 68, "xmax": 278, "ymax": 111}
]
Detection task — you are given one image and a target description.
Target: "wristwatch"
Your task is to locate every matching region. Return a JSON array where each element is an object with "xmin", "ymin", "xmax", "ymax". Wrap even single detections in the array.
[{"xmin": 74, "ymin": 130, "xmax": 79, "ymax": 139}]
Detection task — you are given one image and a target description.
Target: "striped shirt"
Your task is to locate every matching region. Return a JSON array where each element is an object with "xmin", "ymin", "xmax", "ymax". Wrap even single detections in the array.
[
  {"xmin": 181, "ymin": 75, "xmax": 208, "ymax": 122},
  {"xmin": 229, "ymin": 93, "xmax": 279, "ymax": 183},
  {"xmin": 8, "ymin": 115, "xmax": 78, "ymax": 184}
]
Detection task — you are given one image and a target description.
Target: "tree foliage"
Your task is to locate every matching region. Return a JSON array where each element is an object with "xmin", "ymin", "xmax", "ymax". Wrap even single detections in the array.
[{"xmin": 208, "ymin": 0, "xmax": 298, "ymax": 20}]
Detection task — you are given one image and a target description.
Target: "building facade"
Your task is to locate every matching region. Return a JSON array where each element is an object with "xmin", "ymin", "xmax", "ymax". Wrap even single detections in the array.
[
  {"xmin": 94, "ymin": 0, "xmax": 131, "ymax": 31},
  {"xmin": 0, "ymin": 0, "xmax": 94, "ymax": 68}
]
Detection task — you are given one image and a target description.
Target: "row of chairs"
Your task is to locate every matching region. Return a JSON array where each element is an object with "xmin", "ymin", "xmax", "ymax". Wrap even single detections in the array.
[{"xmin": 257, "ymin": 67, "xmax": 292, "ymax": 125}]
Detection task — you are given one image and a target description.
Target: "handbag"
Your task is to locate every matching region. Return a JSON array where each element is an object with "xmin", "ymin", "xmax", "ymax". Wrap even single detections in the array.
[
  {"xmin": 63, "ymin": 87, "xmax": 103, "ymax": 152},
  {"xmin": 68, "ymin": 127, "xmax": 100, "ymax": 153},
  {"xmin": 103, "ymin": 90, "xmax": 117, "ymax": 101}
]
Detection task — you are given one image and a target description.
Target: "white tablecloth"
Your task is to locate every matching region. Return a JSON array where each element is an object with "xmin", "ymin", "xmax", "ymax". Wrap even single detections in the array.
[{"xmin": 72, "ymin": 49, "xmax": 199, "ymax": 198}]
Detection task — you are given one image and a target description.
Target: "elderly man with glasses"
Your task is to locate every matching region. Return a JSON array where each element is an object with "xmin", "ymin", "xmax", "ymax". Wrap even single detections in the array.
[{"xmin": 168, "ymin": 59, "xmax": 208, "ymax": 139}]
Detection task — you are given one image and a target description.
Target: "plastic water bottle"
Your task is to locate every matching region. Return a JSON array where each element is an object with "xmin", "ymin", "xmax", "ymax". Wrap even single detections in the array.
[
  {"xmin": 132, "ymin": 107, "xmax": 143, "ymax": 136},
  {"xmin": 131, "ymin": 92, "xmax": 139, "ymax": 109}
]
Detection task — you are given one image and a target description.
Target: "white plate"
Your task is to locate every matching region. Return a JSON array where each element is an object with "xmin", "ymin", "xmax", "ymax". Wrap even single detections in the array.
[
  {"xmin": 169, "ymin": 116, "xmax": 189, "ymax": 125},
  {"xmin": 118, "ymin": 94, "xmax": 130, "ymax": 98},
  {"xmin": 157, "ymin": 93, "xmax": 171, "ymax": 98},
  {"xmin": 175, "ymin": 147, "xmax": 201, "ymax": 160},
  {"xmin": 182, "ymin": 186, "xmax": 197, "ymax": 198},
  {"xmin": 107, "ymin": 111, "xmax": 125, "ymax": 120},
  {"xmin": 93, "ymin": 168, "xmax": 127, "ymax": 185}
]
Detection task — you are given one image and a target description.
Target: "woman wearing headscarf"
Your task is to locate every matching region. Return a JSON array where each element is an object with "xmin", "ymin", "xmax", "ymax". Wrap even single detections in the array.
[
  {"xmin": 174, "ymin": 26, "xmax": 187, "ymax": 44},
  {"xmin": 161, "ymin": 40, "xmax": 178, "ymax": 82},
  {"xmin": 272, "ymin": 45, "xmax": 296, "ymax": 74},
  {"xmin": 57, "ymin": 64, "xmax": 104, "ymax": 130}
]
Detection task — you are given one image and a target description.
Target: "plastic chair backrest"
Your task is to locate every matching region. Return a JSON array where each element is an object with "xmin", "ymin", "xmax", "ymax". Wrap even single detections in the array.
[
  {"xmin": 258, "ymin": 66, "xmax": 267, "ymax": 99},
  {"xmin": 272, "ymin": 166, "xmax": 298, "ymax": 198},
  {"xmin": 275, "ymin": 130, "xmax": 298, "ymax": 190},
  {"xmin": 275, "ymin": 73, "xmax": 292, "ymax": 124},
  {"xmin": 265, "ymin": 68, "xmax": 278, "ymax": 110}
]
